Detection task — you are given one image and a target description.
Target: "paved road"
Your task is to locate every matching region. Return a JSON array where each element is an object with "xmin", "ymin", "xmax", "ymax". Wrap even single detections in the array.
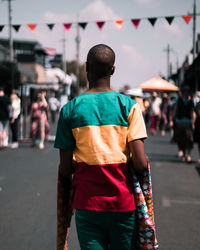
[{"xmin": 0, "ymin": 132, "xmax": 200, "ymax": 250}]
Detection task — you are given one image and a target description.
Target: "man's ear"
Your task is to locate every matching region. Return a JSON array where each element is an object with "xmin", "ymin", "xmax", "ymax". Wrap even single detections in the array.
[
  {"xmin": 86, "ymin": 62, "xmax": 89, "ymax": 72},
  {"xmin": 111, "ymin": 66, "xmax": 115, "ymax": 75}
]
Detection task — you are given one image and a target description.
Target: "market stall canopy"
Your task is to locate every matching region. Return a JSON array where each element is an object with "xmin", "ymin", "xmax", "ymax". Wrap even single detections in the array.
[
  {"xmin": 46, "ymin": 67, "xmax": 72, "ymax": 85},
  {"xmin": 138, "ymin": 76, "xmax": 179, "ymax": 92}
]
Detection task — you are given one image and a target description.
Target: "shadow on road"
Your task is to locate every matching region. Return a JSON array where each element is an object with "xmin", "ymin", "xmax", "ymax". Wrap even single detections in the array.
[
  {"xmin": 195, "ymin": 165, "xmax": 200, "ymax": 176},
  {"xmin": 148, "ymin": 152, "xmax": 184, "ymax": 164}
]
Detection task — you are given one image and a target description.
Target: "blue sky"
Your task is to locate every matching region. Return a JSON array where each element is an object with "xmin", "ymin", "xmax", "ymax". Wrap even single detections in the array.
[{"xmin": 0, "ymin": 0, "xmax": 199, "ymax": 90}]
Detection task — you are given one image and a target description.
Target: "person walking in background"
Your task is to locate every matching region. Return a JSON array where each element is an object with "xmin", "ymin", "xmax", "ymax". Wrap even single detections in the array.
[
  {"xmin": 160, "ymin": 93, "xmax": 169, "ymax": 136},
  {"xmin": 55, "ymin": 44, "xmax": 149, "ymax": 250},
  {"xmin": 48, "ymin": 92, "xmax": 60, "ymax": 124},
  {"xmin": 30, "ymin": 91, "xmax": 49, "ymax": 149},
  {"xmin": 143, "ymin": 97, "xmax": 150, "ymax": 128},
  {"xmin": 9, "ymin": 89, "xmax": 21, "ymax": 149},
  {"xmin": 193, "ymin": 91, "xmax": 200, "ymax": 164},
  {"xmin": 172, "ymin": 86, "xmax": 195, "ymax": 163},
  {"xmin": 0, "ymin": 87, "xmax": 10, "ymax": 149},
  {"xmin": 150, "ymin": 91, "xmax": 161, "ymax": 135}
]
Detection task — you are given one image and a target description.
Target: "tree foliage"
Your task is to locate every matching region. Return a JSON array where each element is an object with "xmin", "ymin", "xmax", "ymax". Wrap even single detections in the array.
[{"xmin": 66, "ymin": 61, "xmax": 87, "ymax": 88}]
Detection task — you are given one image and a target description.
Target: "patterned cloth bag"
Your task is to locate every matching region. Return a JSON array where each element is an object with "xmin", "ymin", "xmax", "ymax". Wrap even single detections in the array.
[{"xmin": 132, "ymin": 163, "xmax": 159, "ymax": 250}]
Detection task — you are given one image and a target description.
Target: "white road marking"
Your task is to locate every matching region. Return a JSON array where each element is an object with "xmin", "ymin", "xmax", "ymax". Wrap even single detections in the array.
[
  {"xmin": 162, "ymin": 197, "xmax": 200, "ymax": 207},
  {"xmin": 171, "ymin": 199, "xmax": 200, "ymax": 205},
  {"xmin": 162, "ymin": 197, "xmax": 171, "ymax": 207},
  {"xmin": 155, "ymin": 162, "xmax": 161, "ymax": 167},
  {"xmin": 0, "ymin": 186, "xmax": 3, "ymax": 192}
]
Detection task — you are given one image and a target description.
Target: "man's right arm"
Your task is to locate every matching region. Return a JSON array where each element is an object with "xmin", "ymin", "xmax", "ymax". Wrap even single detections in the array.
[{"xmin": 128, "ymin": 139, "xmax": 148, "ymax": 173}]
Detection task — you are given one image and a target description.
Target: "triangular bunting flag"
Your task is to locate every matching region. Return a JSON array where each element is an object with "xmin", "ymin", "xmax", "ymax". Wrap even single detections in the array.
[
  {"xmin": 0, "ymin": 25, "xmax": 5, "ymax": 32},
  {"xmin": 182, "ymin": 15, "xmax": 192, "ymax": 24},
  {"xmin": 148, "ymin": 18, "xmax": 157, "ymax": 26},
  {"xmin": 78, "ymin": 22, "xmax": 88, "ymax": 30},
  {"xmin": 114, "ymin": 19, "xmax": 124, "ymax": 29},
  {"xmin": 165, "ymin": 16, "xmax": 174, "ymax": 25},
  {"xmin": 27, "ymin": 24, "xmax": 37, "ymax": 31},
  {"xmin": 96, "ymin": 21, "xmax": 105, "ymax": 30},
  {"xmin": 131, "ymin": 19, "xmax": 141, "ymax": 29},
  {"xmin": 64, "ymin": 23, "xmax": 72, "ymax": 31},
  {"xmin": 12, "ymin": 25, "xmax": 21, "ymax": 32},
  {"xmin": 47, "ymin": 24, "xmax": 55, "ymax": 30}
]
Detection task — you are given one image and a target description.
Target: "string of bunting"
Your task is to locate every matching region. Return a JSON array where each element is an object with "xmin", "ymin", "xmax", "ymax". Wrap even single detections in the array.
[{"xmin": 0, "ymin": 14, "xmax": 195, "ymax": 33}]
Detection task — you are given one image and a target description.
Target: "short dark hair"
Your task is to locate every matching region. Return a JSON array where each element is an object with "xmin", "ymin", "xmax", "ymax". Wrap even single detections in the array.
[{"xmin": 87, "ymin": 44, "xmax": 115, "ymax": 78}]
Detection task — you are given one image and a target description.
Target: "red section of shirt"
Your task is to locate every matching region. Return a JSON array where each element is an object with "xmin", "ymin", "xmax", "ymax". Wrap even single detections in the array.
[{"xmin": 72, "ymin": 162, "xmax": 136, "ymax": 211}]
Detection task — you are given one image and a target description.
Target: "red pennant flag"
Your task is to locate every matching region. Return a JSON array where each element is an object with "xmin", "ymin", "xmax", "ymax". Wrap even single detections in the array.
[
  {"xmin": 96, "ymin": 21, "xmax": 105, "ymax": 30},
  {"xmin": 12, "ymin": 25, "xmax": 21, "ymax": 32},
  {"xmin": 165, "ymin": 16, "xmax": 174, "ymax": 25},
  {"xmin": 27, "ymin": 24, "xmax": 37, "ymax": 31},
  {"xmin": 131, "ymin": 19, "xmax": 141, "ymax": 29},
  {"xmin": 63, "ymin": 23, "xmax": 72, "ymax": 31},
  {"xmin": 114, "ymin": 19, "xmax": 124, "ymax": 29},
  {"xmin": 0, "ymin": 25, "xmax": 5, "ymax": 32},
  {"xmin": 182, "ymin": 15, "xmax": 192, "ymax": 24}
]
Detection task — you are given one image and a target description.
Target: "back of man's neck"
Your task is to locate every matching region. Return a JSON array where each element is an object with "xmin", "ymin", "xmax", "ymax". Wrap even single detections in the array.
[{"xmin": 87, "ymin": 78, "xmax": 112, "ymax": 93}]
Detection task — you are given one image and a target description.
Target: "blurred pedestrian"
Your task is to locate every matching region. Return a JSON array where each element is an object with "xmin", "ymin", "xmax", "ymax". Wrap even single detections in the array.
[
  {"xmin": 48, "ymin": 92, "xmax": 60, "ymax": 124},
  {"xmin": 55, "ymin": 44, "xmax": 149, "ymax": 250},
  {"xmin": 193, "ymin": 91, "xmax": 200, "ymax": 164},
  {"xmin": 143, "ymin": 97, "xmax": 150, "ymax": 127},
  {"xmin": 150, "ymin": 91, "xmax": 161, "ymax": 135},
  {"xmin": 168, "ymin": 94, "xmax": 177, "ymax": 142},
  {"xmin": 30, "ymin": 91, "xmax": 49, "ymax": 149},
  {"xmin": 0, "ymin": 87, "xmax": 10, "ymax": 149},
  {"xmin": 160, "ymin": 93, "xmax": 169, "ymax": 136},
  {"xmin": 9, "ymin": 89, "xmax": 21, "ymax": 148},
  {"xmin": 172, "ymin": 86, "xmax": 195, "ymax": 163}
]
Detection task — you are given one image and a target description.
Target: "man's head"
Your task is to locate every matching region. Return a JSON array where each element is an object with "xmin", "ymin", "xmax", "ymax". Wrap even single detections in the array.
[{"xmin": 86, "ymin": 44, "xmax": 115, "ymax": 80}]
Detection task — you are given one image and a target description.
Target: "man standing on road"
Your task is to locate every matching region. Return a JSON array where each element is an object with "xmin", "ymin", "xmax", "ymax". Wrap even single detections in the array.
[
  {"xmin": 54, "ymin": 44, "xmax": 148, "ymax": 250},
  {"xmin": 0, "ymin": 87, "xmax": 10, "ymax": 149}
]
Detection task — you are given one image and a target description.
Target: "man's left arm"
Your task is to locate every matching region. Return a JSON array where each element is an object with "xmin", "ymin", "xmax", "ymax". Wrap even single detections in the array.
[{"xmin": 57, "ymin": 150, "xmax": 74, "ymax": 250}]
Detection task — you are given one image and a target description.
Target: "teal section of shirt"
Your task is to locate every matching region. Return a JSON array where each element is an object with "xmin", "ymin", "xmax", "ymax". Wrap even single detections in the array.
[
  {"xmin": 54, "ymin": 92, "xmax": 137, "ymax": 150},
  {"xmin": 63, "ymin": 92, "xmax": 137, "ymax": 129}
]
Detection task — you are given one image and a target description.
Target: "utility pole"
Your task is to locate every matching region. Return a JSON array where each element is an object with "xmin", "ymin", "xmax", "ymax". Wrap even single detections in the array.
[
  {"xmin": 62, "ymin": 26, "xmax": 67, "ymax": 73},
  {"xmin": 75, "ymin": 13, "xmax": 80, "ymax": 90},
  {"xmin": 193, "ymin": 0, "xmax": 196, "ymax": 61},
  {"xmin": 193, "ymin": 0, "xmax": 198, "ymax": 91},
  {"xmin": 3, "ymin": 0, "xmax": 14, "ymax": 89},
  {"xmin": 8, "ymin": 0, "xmax": 14, "ymax": 63},
  {"xmin": 164, "ymin": 44, "xmax": 173, "ymax": 80}
]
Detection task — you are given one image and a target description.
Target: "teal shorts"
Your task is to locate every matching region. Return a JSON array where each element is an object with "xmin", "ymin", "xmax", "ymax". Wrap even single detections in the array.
[{"xmin": 75, "ymin": 210, "xmax": 136, "ymax": 250}]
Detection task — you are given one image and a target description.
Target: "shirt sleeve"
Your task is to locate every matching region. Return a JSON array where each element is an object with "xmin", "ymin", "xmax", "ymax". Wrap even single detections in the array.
[
  {"xmin": 54, "ymin": 106, "xmax": 75, "ymax": 150},
  {"xmin": 127, "ymin": 102, "xmax": 147, "ymax": 142}
]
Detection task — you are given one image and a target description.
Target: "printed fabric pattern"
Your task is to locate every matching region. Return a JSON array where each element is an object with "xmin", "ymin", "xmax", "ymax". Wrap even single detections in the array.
[{"xmin": 133, "ymin": 163, "xmax": 159, "ymax": 250}]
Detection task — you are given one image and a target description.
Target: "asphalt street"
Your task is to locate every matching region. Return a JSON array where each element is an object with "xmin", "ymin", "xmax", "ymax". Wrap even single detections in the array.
[{"xmin": 0, "ymin": 132, "xmax": 200, "ymax": 250}]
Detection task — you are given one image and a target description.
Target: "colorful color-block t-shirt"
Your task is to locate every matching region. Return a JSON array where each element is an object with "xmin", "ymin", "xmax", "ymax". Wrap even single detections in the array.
[{"xmin": 54, "ymin": 91, "xmax": 147, "ymax": 212}]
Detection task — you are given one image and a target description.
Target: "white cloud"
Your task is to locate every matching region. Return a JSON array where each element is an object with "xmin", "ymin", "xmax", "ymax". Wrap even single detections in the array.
[
  {"xmin": 80, "ymin": 0, "xmax": 119, "ymax": 20},
  {"xmin": 158, "ymin": 22, "xmax": 183, "ymax": 39},
  {"xmin": 136, "ymin": 0, "xmax": 159, "ymax": 4},
  {"xmin": 121, "ymin": 44, "xmax": 144, "ymax": 63},
  {"xmin": 111, "ymin": 44, "xmax": 155, "ymax": 89}
]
